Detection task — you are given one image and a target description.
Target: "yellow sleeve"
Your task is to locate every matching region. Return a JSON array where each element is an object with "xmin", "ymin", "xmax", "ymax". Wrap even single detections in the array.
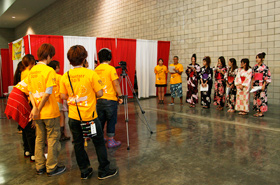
[
  {"xmin": 92, "ymin": 71, "xmax": 104, "ymax": 93},
  {"xmin": 110, "ymin": 68, "xmax": 119, "ymax": 81},
  {"xmin": 59, "ymin": 75, "xmax": 68, "ymax": 95},
  {"xmin": 27, "ymin": 74, "xmax": 31, "ymax": 92},
  {"xmin": 179, "ymin": 64, "xmax": 184, "ymax": 72},
  {"xmin": 165, "ymin": 66, "xmax": 168, "ymax": 73},
  {"xmin": 46, "ymin": 70, "xmax": 57, "ymax": 88},
  {"xmin": 154, "ymin": 66, "xmax": 157, "ymax": 74}
]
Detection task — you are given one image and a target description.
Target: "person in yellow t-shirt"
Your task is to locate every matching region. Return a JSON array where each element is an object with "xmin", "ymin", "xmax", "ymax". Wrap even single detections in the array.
[
  {"xmin": 48, "ymin": 60, "xmax": 70, "ymax": 142},
  {"xmin": 169, "ymin": 56, "xmax": 184, "ymax": 105},
  {"xmin": 21, "ymin": 54, "xmax": 36, "ymax": 80},
  {"xmin": 154, "ymin": 58, "xmax": 168, "ymax": 104},
  {"xmin": 28, "ymin": 43, "xmax": 66, "ymax": 176},
  {"xmin": 60, "ymin": 45, "xmax": 117, "ymax": 180},
  {"xmin": 95, "ymin": 48, "xmax": 123, "ymax": 148}
]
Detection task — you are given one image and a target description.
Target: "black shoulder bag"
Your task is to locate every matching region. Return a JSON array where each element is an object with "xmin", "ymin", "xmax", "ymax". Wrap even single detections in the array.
[{"xmin": 67, "ymin": 71, "xmax": 97, "ymax": 138}]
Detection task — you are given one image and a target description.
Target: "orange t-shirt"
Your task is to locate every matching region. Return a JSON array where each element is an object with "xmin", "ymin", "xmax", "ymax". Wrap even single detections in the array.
[
  {"xmin": 94, "ymin": 63, "xmax": 119, "ymax": 101},
  {"xmin": 21, "ymin": 68, "xmax": 30, "ymax": 81},
  {"xmin": 54, "ymin": 74, "xmax": 62, "ymax": 103},
  {"xmin": 154, "ymin": 65, "xmax": 168, "ymax": 85},
  {"xmin": 27, "ymin": 63, "xmax": 60, "ymax": 120},
  {"xmin": 60, "ymin": 67, "xmax": 104, "ymax": 121},
  {"xmin": 169, "ymin": 63, "xmax": 184, "ymax": 84}
]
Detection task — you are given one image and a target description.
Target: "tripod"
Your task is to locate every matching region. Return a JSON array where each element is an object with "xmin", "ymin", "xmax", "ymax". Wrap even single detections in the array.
[{"xmin": 119, "ymin": 68, "xmax": 153, "ymax": 150}]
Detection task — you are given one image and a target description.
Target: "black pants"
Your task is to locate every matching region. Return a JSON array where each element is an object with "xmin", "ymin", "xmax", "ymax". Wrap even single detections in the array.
[
  {"xmin": 68, "ymin": 118, "xmax": 110, "ymax": 173},
  {"xmin": 97, "ymin": 99, "xmax": 118, "ymax": 137},
  {"xmin": 22, "ymin": 122, "xmax": 36, "ymax": 155}
]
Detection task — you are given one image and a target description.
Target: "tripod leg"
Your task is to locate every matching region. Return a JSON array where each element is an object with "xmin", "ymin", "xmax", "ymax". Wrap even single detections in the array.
[{"xmin": 122, "ymin": 76, "xmax": 130, "ymax": 150}]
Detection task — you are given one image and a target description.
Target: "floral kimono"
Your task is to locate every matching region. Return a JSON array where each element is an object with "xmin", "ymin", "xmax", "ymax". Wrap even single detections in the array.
[
  {"xmin": 186, "ymin": 63, "xmax": 201, "ymax": 105},
  {"xmin": 213, "ymin": 66, "xmax": 227, "ymax": 107},
  {"xmin": 235, "ymin": 68, "xmax": 252, "ymax": 112},
  {"xmin": 252, "ymin": 63, "xmax": 271, "ymax": 112},
  {"xmin": 200, "ymin": 66, "xmax": 213, "ymax": 108},
  {"xmin": 225, "ymin": 67, "xmax": 238, "ymax": 109}
]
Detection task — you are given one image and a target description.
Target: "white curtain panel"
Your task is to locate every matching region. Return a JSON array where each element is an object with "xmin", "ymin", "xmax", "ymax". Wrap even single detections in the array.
[
  {"xmin": 136, "ymin": 39, "xmax": 158, "ymax": 98},
  {"xmin": 63, "ymin": 36, "xmax": 97, "ymax": 72}
]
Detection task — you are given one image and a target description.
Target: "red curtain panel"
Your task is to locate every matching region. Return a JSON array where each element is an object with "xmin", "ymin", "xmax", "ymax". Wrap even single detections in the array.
[
  {"xmin": 116, "ymin": 38, "xmax": 137, "ymax": 98},
  {"xmin": 24, "ymin": 35, "xmax": 64, "ymax": 75},
  {"xmin": 157, "ymin": 41, "xmax": 170, "ymax": 94},
  {"xmin": 1, "ymin": 48, "xmax": 13, "ymax": 95},
  {"xmin": 96, "ymin": 38, "xmax": 117, "ymax": 67}
]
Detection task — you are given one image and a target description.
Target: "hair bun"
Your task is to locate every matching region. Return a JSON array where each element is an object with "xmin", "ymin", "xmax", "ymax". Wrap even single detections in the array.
[{"xmin": 192, "ymin": 54, "xmax": 196, "ymax": 58}]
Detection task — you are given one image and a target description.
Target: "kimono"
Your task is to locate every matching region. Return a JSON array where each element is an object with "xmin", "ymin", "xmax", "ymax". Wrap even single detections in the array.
[
  {"xmin": 235, "ymin": 68, "xmax": 252, "ymax": 112},
  {"xmin": 213, "ymin": 66, "xmax": 227, "ymax": 107},
  {"xmin": 252, "ymin": 63, "xmax": 271, "ymax": 112},
  {"xmin": 185, "ymin": 63, "xmax": 201, "ymax": 105},
  {"xmin": 225, "ymin": 67, "xmax": 238, "ymax": 109},
  {"xmin": 200, "ymin": 66, "xmax": 213, "ymax": 108}
]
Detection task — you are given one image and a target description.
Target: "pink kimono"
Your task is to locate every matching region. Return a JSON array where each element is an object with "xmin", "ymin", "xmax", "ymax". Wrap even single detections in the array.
[{"xmin": 235, "ymin": 68, "xmax": 252, "ymax": 112}]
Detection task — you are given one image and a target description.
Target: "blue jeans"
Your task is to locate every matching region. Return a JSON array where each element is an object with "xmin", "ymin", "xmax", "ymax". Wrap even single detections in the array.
[
  {"xmin": 68, "ymin": 118, "xmax": 110, "ymax": 173},
  {"xmin": 97, "ymin": 99, "xmax": 118, "ymax": 137}
]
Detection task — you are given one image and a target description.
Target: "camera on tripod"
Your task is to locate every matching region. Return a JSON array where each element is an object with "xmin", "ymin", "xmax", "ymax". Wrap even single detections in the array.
[{"xmin": 115, "ymin": 61, "xmax": 127, "ymax": 71}]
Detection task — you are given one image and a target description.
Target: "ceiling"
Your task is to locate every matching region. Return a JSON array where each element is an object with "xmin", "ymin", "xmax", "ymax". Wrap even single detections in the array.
[{"xmin": 0, "ymin": 0, "xmax": 58, "ymax": 28}]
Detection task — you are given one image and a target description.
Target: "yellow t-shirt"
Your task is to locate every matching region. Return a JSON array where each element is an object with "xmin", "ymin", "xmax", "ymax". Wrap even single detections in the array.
[
  {"xmin": 60, "ymin": 67, "xmax": 104, "ymax": 121},
  {"xmin": 54, "ymin": 74, "xmax": 62, "ymax": 103},
  {"xmin": 27, "ymin": 64, "xmax": 60, "ymax": 120},
  {"xmin": 21, "ymin": 68, "xmax": 30, "ymax": 80},
  {"xmin": 169, "ymin": 63, "xmax": 184, "ymax": 84},
  {"xmin": 94, "ymin": 63, "xmax": 119, "ymax": 101},
  {"xmin": 15, "ymin": 77, "xmax": 29, "ymax": 95},
  {"xmin": 154, "ymin": 65, "xmax": 168, "ymax": 85}
]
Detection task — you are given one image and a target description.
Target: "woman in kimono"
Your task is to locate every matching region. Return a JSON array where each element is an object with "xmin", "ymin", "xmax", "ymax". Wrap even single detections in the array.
[
  {"xmin": 235, "ymin": 58, "xmax": 252, "ymax": 115},
  {"xmin": 213, "ymin": 56, "xmax": 227, "ymax": 110},
  {"xmin": 186, "ymin": 54, "xmax": 201, "ymax": 108},
  {"xmin": 252, "ymin": 52, "xmax": 271, "ymax": 117},
  {"xmin": 200, "ymin": 56, "xmax": 213, "ymax": 109},
  {"xmin": 225, "ymin": 58, "xmax": 238, "ymax": 113}
]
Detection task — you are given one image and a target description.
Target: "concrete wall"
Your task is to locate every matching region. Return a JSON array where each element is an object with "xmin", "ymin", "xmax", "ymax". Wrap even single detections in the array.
[
  {"xmin": 0, "ymin": 28, "xmax": 14, "ymax": 49},
  {"xmin": 15, "ymin": 0, "xmax": 280, "ymax": 103}
]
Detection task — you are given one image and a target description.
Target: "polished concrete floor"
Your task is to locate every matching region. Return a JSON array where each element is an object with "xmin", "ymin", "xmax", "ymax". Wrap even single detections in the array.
[{"xmin": 0, "ymin": 97, "xmax": 279, "ymax": 185}]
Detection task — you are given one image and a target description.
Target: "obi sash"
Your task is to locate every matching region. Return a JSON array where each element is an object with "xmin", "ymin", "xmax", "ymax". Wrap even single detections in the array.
[
  {"xmin": 190, "ymin": 71, "xmax": 194, "ymax": 77},
  {"xmin": 202, "ymin": 73, "xmax": 208, "ymax": 80},
  {"xmin": 216, "ymin": 73, "xmax": 222, "ymax": 80},
  {"xmin": 228, "ymin": 76, "xmax": 234, "ymax": 83},
  {"xmin": 241, "ymin": 76, "xmax": 246, "ymax": 83},
  {"xmin": 254, "ymin": 73, "xmax": 263, "ymax": 81}
]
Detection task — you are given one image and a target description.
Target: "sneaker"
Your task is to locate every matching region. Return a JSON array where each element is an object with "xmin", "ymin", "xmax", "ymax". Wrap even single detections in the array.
[
  {"xmin": 98, "ymin": 169, "xmax": 118, "ymax": 180},
  {"xmin": 81, "ymin": 167, "xmax": 93, "ymax": 180},
  {"xmin": 47, "ymin": 165, "xmax": 66, "ymax": 177},
  {"xmin": 168, "ymin": 103, "xmax": 174, "ymax": 106},
  {"xmin": 24, "ymin": 151, "xmax": 30, "ymax": 158},
  {"xmin": 108, "ymin": 139, "xmax": 121, "ymax": 148},
  {"xmin": 36, "ymin": 167, "xmax": 46, "ymax": 175},
  {"xmin": 30, "ymin": 155, "xmax": 35, "ymax": 162}
]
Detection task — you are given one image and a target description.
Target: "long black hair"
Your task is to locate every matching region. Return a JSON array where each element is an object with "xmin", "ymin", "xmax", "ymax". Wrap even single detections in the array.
[
  {"xmin": 241, "ymin": 58, "xmax": 250, "ymax": 71},
  {"xmin": 13, "ymin": 61, "xmax": 25, "ymax": 85},
  {"xmin": 229, "ymin": 58, "xmax": 237, "ymax": 72},
  {"xmin": 219, "ymin": 56, "xmax": 226, "ymax": 68}
]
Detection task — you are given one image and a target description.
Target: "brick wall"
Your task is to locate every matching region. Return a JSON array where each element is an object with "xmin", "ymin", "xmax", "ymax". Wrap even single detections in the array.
[
  {"xmin": 15, "ymin": 0, "xmax": 280, "ymax": 103},
  {"xmin": 0, "ymin": 28, "xmax": 14, "ymax": 49}
]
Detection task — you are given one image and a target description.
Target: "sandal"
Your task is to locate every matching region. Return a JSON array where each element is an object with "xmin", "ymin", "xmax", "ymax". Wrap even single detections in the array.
[{"xmin": 255, "ymin": 113, "xmax": 264, "ymax": 117}]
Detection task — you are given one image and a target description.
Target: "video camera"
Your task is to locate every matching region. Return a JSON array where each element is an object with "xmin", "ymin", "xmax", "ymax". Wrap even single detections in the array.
[{"xmin": 115, "ymin": 61, "xmax": 127, "ymax": 71}]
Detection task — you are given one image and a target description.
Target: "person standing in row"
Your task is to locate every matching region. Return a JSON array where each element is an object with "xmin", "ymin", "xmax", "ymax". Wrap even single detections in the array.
[
  {"xmin": 28, "ymin": 43, "xmax": 66, "ymax": 176},
  {"xmin": 60, "ymin": 45, "xmax": 117, "ymax": 180},
  {"xmin": 185, "ymin": 54, "xmax": 200, "ymax": 108},
  {"xmin": 48, "ymin": 60, "xmax": 70, "ymax": 141},
  {"xmin": 252, "ymin": 52, "xmax": 271, "ymax": 117},
  {"xmin": 169, "ymin": 56, "xmax": 184, "ymax": 105},
  {"xmin": 225, "ymin": 58, "xmax": 238, "ymax": 113},
  {"xmin": 200, "ymin": 56, "xmax": 213, "ymax": 109},
  {"xmin": 95, "ymin": 48, "xmax": 123, "ymax": 148},
  {"xmin": 213, "ymin": 56, "xmax": 227, "ymax": 111},
  {"xmin": 154, "ymin": 58, "xmax": 168, "ymax": 104},
  {"xmin": 235, "ymin": 59, "xmax": 252, "ymax": 115}
]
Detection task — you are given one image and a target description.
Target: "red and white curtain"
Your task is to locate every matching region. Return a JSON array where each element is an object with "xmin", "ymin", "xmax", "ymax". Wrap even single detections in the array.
[{"xmin": 2, "ymin": 35, "xmax": 170, "ymax": 98}]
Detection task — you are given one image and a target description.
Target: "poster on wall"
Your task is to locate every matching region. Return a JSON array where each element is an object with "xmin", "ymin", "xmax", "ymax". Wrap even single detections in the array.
[{"xmin": 12, "ymin": 38, "xmax": 25, "ymax": 73}]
